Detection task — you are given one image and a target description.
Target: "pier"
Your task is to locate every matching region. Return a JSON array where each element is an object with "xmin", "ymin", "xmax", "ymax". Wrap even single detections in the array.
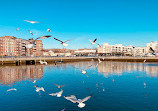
[{"xmin": 0, "ymin": 56, "xmax": 158, "ymax": 66}]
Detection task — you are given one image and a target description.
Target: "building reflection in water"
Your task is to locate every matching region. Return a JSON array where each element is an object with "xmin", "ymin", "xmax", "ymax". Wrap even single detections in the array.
[
  {"xmin": 0, "ymin": 65, "xmax": 43, "ymax": 85},
  {"xmin": 98, "ymin": 62, "xmax": 158, "ymax": 77}
]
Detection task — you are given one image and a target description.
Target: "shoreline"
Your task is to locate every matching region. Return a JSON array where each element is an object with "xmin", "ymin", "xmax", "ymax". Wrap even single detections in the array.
[{"xmin": 0, "ymin": 56, "xmax": 158, "ymax": 66}]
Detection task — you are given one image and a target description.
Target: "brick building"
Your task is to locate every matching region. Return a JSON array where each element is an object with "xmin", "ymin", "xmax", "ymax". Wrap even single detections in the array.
[{"xmin": 0, "ymin": 36, "xmax": 43, "ymax": 56}]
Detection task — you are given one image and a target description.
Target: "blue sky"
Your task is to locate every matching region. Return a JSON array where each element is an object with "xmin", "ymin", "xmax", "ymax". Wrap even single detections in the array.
[{"xmin": 0, "ymin": 0, "xmax": 158, "ymax": 49}]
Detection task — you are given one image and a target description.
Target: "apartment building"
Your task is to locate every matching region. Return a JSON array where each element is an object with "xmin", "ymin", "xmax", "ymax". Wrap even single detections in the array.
[
  {"xmin": 98, "ymin": 43, "xmax": 135, "ymax": 55},
  {"xmin": 0, "ymin": 36, "xmax": 43, "ymax": 56}
]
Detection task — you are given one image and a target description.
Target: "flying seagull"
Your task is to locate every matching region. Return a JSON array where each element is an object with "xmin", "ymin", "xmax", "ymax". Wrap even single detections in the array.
[
  {"xmin": 16, "ymin": 28, "xmax": 19, "ymax": 31},
  {"xmin": 34, "ymin": 85, "xmax": 45, "ymax": 92},
  {"xmin": 16, "ymin": 35, "xmax": 51, "ymax": 49},
  {"xmin": 28, "ymin": 30, "xmax": 33, "ymax": 35},
  {"xmin": 54, "ymin": 38, "xmax": 72, "ymax": 47},
  {"xmin": 47, "ymin": 28, "xmax": 51, "ymax": 32},
  {"xmin": 98, "ymin": 58, "xmax": 102, "ymax": 64},
  {"xmin": 24, "ymin": 20, "xmax": 41, "ymax": 24},
  {"xmin": 49, "ymin": 89, "xmax": 63, "ymax": 97},
  {"xmin": 64, "ymin": 95, "xmax": 92, "ymax": 108},
  {"xmin": 88, "ymin": 38, "xmax": 101, "ymax": 47},
  {"xmin": 149, "ymin": 47, "xmax": 156, "ymax": 55},
  {"xmin": 7, "ymin": 88, "xmax": 17, "ymax": 92},
  {"xmin": 33, "ymin": 80, "xmax": 36, "ymax": 84},
  {"xmin": 74, "ymin": 65, "xmax": 93, "ymax": 77},
  {"xmin": 54, "ymin": 84, "xmax": 66, "ymax": 89}
]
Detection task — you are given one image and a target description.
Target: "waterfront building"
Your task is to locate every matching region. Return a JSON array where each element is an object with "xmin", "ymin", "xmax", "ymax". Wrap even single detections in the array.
[
  {"xmin": 98, "ymin": 43, "xmax": 135, "ymax": 56},
  {"xmin": 0, "ymin": 36, "xmax": 43, "ymax": 56},
  {"xmin": 146, "ymin": 41, "xmax": 158, "ymax": 51},
  {"xmin": 74, "ymin": 48, "xmax": 97, "ymax": 56},
  {"xmin": 42, "ymin": 49, "xmax": 74, "ymax": 57},
  {"xmin": 133, "ymin": 47, "xmax": 146, "ymax": 56}
]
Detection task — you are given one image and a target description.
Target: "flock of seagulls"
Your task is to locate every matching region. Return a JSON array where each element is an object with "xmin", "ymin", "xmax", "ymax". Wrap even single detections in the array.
[
  {"xmin": 6, "ymin": 58, "xmax": 149, "ymax": 110},
  {"xmin": 10, "ymin": 19, "xmax": 150, "ymax": 110}
]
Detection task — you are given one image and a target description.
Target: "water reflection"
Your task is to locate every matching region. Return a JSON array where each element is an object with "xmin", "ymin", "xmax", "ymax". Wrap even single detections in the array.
[
  {"xmin": 98, "ymin": 62, "xmax": 158, "ymax": 77},
  {"xmin": 0, "ymin": 65, "xmax": 43, "ymax": 85},
  {"xmin": 0, "ymin": 61, "xmax": 158, "ymax": 85}
]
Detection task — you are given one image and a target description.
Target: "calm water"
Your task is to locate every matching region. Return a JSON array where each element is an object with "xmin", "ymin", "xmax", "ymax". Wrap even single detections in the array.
[{"xmin": 1, "ymin": 61, "xmax": 158, "ymax": 111}]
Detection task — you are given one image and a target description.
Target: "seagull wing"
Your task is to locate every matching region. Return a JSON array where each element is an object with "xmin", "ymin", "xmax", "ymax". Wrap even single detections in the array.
[
  {"xmin": 24, "ymin": 20, "xmax": 31, "ymax": 22},
  {"xmin": 36, "ymin": 35, "xmax": 52, "ymax": 40},
  {"xmin": 64, "ymin": 95, "xmax": 78, "ymax": 103},
  {"xmin": 49, "ymin": 93, "xmax": 58, "ymax": 96},
  {"xmin": 59, "ymin": 89, "xmax": 63, "ymax": 95},
  {"xmin": 98, "ymin": 58, "xmax": 101, "ymax": 62},
  {"xmin": 54, "ymin": 38, "xmax": 63, "ymax": 43},
  {"xmin": 84, "ymin": 65, "xmax": 93, "ymax": 70},
  {"xmin": 149, "ymin": 47, "xmax": 155, "ymax": 53},
  {"xmin": 74, "ymin": 66, "xmax": 82, "ymax": 71},
  {"xmin": 64, "ymin": 39, "xmax": 72, "ymax": 43},
  {"xmin": 61, "ymin": 85, "xmax": 66, "ymax": 87},
  {"xmin": 93, "ymin": 38, "xmax": 97, "ymax": 42},
  {"xmin": 88, "ymin": 38, "xmax": 93, "ymax": 43},
  {"xmin": 96, "ymin": 43, "xmax": 101, "ymax": 47},
  {"xmin": 54, "ymin": 84, "xmax": 59, "ymax": 87},
  {"xmin": 81, "ymin": 96, "xmax": 91, "ymax": 103}
]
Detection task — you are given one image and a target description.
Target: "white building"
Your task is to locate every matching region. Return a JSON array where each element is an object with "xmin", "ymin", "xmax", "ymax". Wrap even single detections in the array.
[
  {"xmin": 74, "ymin": 48, "xmax": 96, "ymax": 56},
  {"xmin": 98, "ymin": 43, "xmax": 135, "ymax": 55}
]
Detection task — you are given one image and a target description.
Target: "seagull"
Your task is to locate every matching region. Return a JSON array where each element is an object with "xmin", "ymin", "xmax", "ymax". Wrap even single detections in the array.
[
  {"xmin": 74, "ymin": 65, "xmax": 93, "ymax": 77},
  {"xmin": 103, "ymin": 87, "xmax": 105, "ymax": 92},
  {"xmin": 7, "ymin": 88, "xmax": 17, "ymax": 92},
  {"xmin": 20, "ymin": 35, "xmax": 51, "ymax": 49},
  {"xmin": 39, "ymin": 60, "xmax": 48, "ymax": 65},
  {"xmin": 88, "ymin": 38, "xmax": 101, "ymax": 47},
  {"xmin": 47, "ymin": 28, "xmax": 51, "ymax": 32},
  {"xmin": 144, "ymin": 82, "xmax": 146, "ymax": 88},
  {"xmin": 98, "ymin": 58, "xmax": 102, "ymax": 64},
  {"xmin": 24, "ymin": 20, "xmax": 41, "ymax": 24},
  {"xmin": 149, "ymin": 47, "xmax": 156, "ymax": 55},
  {"xmin": 16, "ymin": 28, "xmax": 19, "ymax": 31},
  {"xmin": 54, "ymin": 84, "xmax": 66, "ymax": 88},
  {"xmin": 54, "ymin": 38, "xmax": 72, "ymax": 47},
  {"xmin": 64, "ymin": 95, "xmax": 91, "ymax": 108},
  {"xmin": 28, "ymin": 30, "xmax": 33, "ymax": 35},
  {"xmin": 33, "ymin": 80, "xmax": 36, "ymax": 83},
  {"xmin": 49, "ymin": 89, "xmax": 63, "ymax": 97},
  {"xmin": 34, "ymin": 85, "xmax": 45, "ymax": 92}
]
